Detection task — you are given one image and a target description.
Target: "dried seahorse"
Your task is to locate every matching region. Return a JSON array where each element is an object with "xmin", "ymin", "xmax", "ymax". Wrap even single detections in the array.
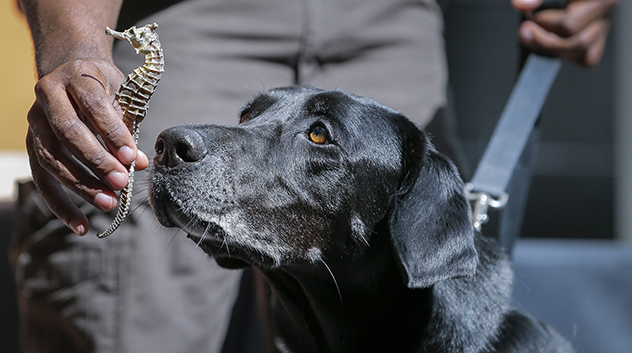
[{"xmin": 97, "ymin": 23, "xmax": 164, "ymax": 238}]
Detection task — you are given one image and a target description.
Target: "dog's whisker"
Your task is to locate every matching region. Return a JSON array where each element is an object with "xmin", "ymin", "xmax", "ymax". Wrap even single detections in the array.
[
  {"xmin": 359, "ymin": 233, "xmax": 370, "ymax": 247},
  {"xmin": 218, "ymin": 237, "xmax": 231, "ymax": 257},
  {"xmin": 163, "ymin": 229, "xmax": 182, "ymax": 255},
  {"xmin": 182, "ymin": 216, "xmax": 196, "ymax": 231},
  {"xmin": 129, "ymin": 201, "xmax": 150, "ymax": 218},
  {"xmin": 334, "ymin": 77, "xmax": 344, "ymax": 90},
  {"xmin": 132, "ymin": 187, "xmax": 149, "ymax": 196},
  {"xmin": 196, "ymin": 222, "xmax": 211, "ymax": 248},
  {"xmin": 320, "ymin": 259, "xmax": 343, "ymax": 305},
  {"xmin": 244, "ymin": 76, "xmax": 266, "ymax": 95},
  {"xmin": 132, "ymin": 206, "xmax": 152, "ymax": 226},
  {"xmin": 176, "ymin": 205, "xmax": 188, "ymax": 218},
  {"xmin": 195, "ymin": 234, "xmax": 206, "ymax": 248}
]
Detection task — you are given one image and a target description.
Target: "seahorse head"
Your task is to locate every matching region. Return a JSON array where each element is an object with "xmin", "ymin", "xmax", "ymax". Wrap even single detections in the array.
[{"xmin": 106, "ymin": 23, "xmax": 160, "ymax": 55}]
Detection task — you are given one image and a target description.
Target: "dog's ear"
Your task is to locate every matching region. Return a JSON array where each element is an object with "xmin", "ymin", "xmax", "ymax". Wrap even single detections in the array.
[{"xmin": 389, "ymin": 127, "xmax": 477, "ymax": 289}]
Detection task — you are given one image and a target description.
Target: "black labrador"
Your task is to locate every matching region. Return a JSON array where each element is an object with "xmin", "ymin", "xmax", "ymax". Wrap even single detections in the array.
[{"xmin": 149, "ymin": 86, "xmax": 574, "ymax": 353}]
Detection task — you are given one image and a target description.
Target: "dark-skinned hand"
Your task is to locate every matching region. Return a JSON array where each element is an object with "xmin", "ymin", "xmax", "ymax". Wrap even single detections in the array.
[
  {"xmin": 27, "ymin": 59, "xmax": 149, "ymax": 235},
  {"xmin": 512, "ymin": 0, "xmax": 618, "ymax": 66}
]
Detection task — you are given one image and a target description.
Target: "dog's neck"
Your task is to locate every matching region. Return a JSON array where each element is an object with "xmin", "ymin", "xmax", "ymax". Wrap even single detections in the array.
[
  {"xmin": 260, "ymin": 235, "xmax": 513, "ymax": 353},
  {"xmin": 262, "ymin": 232, "xmax": 433, "ymax": 352}
]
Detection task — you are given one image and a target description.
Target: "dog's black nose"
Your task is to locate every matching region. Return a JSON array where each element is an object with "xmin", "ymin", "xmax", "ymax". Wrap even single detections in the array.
[{"xmin": 154, "ymin": 127, "xmax": 207, "ymax": 168}]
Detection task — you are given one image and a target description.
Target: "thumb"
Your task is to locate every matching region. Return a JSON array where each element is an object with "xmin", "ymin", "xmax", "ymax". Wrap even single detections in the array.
[{"xmin": 512, "ymin": 0, "xmax": 545, "ymax": 11}]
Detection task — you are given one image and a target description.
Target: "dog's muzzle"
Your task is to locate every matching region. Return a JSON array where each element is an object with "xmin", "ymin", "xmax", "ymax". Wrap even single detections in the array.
[
  {"xmin": 150, "ymin": 126, "xmax": 210, "ymax": 231},
  {"xmin": 154, "ymin": 126, "xmax": 207, "ymax": 169}
]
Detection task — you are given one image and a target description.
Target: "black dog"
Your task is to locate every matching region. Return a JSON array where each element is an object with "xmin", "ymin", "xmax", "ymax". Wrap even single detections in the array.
[{"xmin": 149, "ymin": 86, "xmax": 573, "ymax": 352}]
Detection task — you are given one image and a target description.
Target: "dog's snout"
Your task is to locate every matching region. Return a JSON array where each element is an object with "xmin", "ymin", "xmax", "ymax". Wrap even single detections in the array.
[{"xmin": 155, "ymin": 127, "xmax": 207, "ymax": 168}]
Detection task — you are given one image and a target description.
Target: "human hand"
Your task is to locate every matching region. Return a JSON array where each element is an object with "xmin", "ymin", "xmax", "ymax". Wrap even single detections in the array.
[
  {"xmin": 26, "ymin": 59, "xmax": 149, "ymax": 235},
  {"xmin": 512, "ymin": 0, "xmax": 618, "ymax": 66}
]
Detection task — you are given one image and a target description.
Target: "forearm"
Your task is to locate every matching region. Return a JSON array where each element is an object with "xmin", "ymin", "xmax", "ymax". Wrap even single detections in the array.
[{"xmin": 19, "ymin": 0, "xmax": 123, "ymax": 77}]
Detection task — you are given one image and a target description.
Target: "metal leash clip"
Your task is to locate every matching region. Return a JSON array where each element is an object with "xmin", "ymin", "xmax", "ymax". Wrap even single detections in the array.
[{"xmin": 465, "ymin": 183, "xmax": 509, "ymax": 233}]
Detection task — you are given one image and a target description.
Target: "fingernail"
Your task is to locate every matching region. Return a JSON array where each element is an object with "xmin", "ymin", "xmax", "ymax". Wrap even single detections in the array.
[
  {"xmin": 137, "ymin": 149, "xmax": 147, "ymax": 160},
  {"xmin": 95, "ymin": 193, "xmax": 117, "ymax": 211},
  {"xmin": 118, "ymin": 145, "xmax": 136, "ymax": 164},
  {"xmin": 107, "ymin": 171, "xmax": 128, "ymax": 190},
  {"xmin": 521, "ymin": 26, "xmax": 534, "ymax": 43},
  {"xmin": 514, "ymin": 0, "xmax": 541, "ymax": 8},
  {"xmin": 69, "ymin": 220, "xmax": 86, "ymax": 235}
]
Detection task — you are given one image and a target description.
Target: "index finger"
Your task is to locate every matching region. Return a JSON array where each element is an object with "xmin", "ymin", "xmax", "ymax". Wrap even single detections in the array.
[
  {"xmin": 63, "ymin": 61, "xmax": 138, "ymax": 165},
  {"xmin": 68, "ymin": 76, "xmax": 138, "ymax": 164}
]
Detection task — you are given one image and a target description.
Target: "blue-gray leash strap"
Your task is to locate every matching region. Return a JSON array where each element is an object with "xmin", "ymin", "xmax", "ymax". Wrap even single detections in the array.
[{"xmin": 466, "ymin": 54, "xmax": 562, "ymax": 232}]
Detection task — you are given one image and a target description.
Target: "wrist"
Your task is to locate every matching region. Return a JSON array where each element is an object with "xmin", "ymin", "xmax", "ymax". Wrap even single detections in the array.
[
  {"xmin": 20, "ymin": 0, "xmax": 122, "ymax": 77},
  {"xmin": 35, "ymin": 43, "xmax": 115, "ymax": 78}
]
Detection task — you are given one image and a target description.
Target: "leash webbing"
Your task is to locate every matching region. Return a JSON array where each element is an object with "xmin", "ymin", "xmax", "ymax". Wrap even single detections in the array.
[
  {"xmin": 465, "ymin": 0, "xmax": 566, "ymax": 246},
  {"xmin": 466, "ymin": 55, "xmax": 561, "ymax": 236}
]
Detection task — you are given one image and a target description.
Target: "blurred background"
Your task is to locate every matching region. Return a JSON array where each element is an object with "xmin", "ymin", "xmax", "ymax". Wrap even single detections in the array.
[
  {"xmin": 1, "ymin": 2, "xmax": 35, "ymax": 353},
  {"xmin": 1, "ymin": 0, "xmax": 630, "ymax": 352}
]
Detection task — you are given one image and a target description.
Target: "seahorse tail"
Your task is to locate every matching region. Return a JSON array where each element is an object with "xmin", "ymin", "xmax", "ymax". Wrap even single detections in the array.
[{"xmin": 96, "ymin": 161, "xmax": 136, "ymax": 238}]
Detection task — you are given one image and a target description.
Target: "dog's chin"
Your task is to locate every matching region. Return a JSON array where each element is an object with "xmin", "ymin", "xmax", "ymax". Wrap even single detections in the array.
[
  {"xmin": 148, "ymin": 188, "xmax": 178, "ymax": 228},
  {"xmin": 150, "ymin": 199, "xmax": 185, "ymax": 230},
  {"xmin": 187, "ymin": 231, "xmax": 283, "ymax": 269},
  {"xmin": 185, "ymin": 234, "xmax": 251, "ymax": 269},
  {"xmin": 150, "ymin": 194, "xmax": 276, "ymax": 269}
]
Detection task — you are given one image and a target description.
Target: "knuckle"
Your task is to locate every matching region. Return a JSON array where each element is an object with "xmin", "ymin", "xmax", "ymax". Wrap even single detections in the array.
[
  {"xmin": 88, "ymin": 149, "xmax": 110, "ymax": 170},
  {"xmin": 51, "ymin": 113, "xmax": 81, "ymax": 138},
  {"xmin": 558, "ymin": 18, "xmax": 578, "ymax": 38},
  {"xmin": 81, "ymin": 92, "xmax": 111, "ymax": 118},
  {"xmin": 65, "ymin": 60, "xmax": 94, "ymax": 75},
  {"xmin": 26, "ymin": 132, "xmax": 61, "ymax": 186},
  {"xmin": 31, "ymin": 137, "xmax": 59, "ymax": 173},
  {"xmin": 34, "ymin": 76, "xmax": 55, "ymax": 100},
  {"xmin": 572, "ymin": 35, "xmax": 591, "ymax": 55},
  {"xmin": 74, "ymin": 139, "xmax": 114, "ymax": 173},
  {"xmin": 67, "ymin": 126, "xmax": 101, "ymax": 163},
  {"xmin": 51, "ymin": 115, "xmax": 117, "ymax": 173},
  {"xmin": 100, "ymin": 121, "xmax": 128, "ymax": 142}
]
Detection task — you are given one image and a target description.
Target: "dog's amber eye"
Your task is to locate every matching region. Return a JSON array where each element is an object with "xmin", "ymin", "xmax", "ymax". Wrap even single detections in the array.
[
  {"xmin": 309, "ymin": 126, "xmax": 329, "ymax": 144},
  {"xmin": 239, "ymin": 112, "xmax": 250, "ymax": 124}
]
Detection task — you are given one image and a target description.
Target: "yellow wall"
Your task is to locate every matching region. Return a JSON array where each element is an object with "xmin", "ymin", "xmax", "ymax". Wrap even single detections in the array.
[{"xmin": 0, "ymin": 1, "xmax": 36, "ymax": 151}]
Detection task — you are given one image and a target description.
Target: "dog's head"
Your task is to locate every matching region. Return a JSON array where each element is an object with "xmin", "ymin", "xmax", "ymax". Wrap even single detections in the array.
[{"xmin": 149, "ymin": 87, "xmax": 476, "ymax": 288}]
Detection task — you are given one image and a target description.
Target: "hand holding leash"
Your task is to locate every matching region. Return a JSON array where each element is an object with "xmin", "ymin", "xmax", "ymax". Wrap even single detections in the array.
[{"xmin": 512, "ymin": 0, "xmax": 618, "ymax": 66}]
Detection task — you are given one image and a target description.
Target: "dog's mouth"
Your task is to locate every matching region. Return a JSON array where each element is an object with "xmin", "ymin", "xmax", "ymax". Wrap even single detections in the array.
[
  {"xmin": 150, "ymin": 184, "xmax": 279, "ymax": 268},
  {"xmin": 150, "ymin": 184, "xmax": 226, "ymax": 244},
  {"xmin": 152, "ymin": 192, "xmax": 227, "ymax": 245}
]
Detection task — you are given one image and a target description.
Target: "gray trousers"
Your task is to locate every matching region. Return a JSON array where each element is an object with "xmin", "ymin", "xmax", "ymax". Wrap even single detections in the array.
[{"xmin": 11, "ymin": 1, "xmax": 446, "ymax": 352}]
